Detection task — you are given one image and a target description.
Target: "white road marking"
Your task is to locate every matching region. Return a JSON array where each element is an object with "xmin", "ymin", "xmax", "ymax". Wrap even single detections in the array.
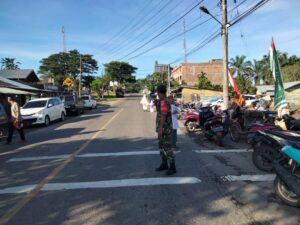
[
  {"xmin": 79, "ymin": 113, "xmax": 102, "ymax": 118},
  {"xmin": 193, "ymin": 149, "xmax": 253, "ymax": 154},
  {"xmin": 0, "ymin": 185, "xmax": 35, "ymax": 194},
  {"xmin": 7, "ymin": 155, "xmax": 70, "ymax": 162},
  {"xmin": 6, "ymin": 151, "xmax": 181, "ymax": 162},
  {"xmin": 0, "ymin": 177, "xmax": 201, "ymax": 194},
  {"xmin": 221, "ymin": 174, "xmax": 275, "ymax": 182},
  {"xmin": 78, "ymin": 151, "xmax": 181, "ymax": 158}
]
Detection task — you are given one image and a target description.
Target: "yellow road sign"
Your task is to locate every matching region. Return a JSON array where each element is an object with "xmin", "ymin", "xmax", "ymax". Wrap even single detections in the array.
[{"xmin": 63, "ymin": 77, "xmax": 73, "ymax": 87}]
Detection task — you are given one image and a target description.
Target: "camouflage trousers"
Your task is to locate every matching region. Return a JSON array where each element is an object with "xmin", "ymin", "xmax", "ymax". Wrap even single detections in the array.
[{"xmin": 158, "ymin": 133, "xmax": 175, "ymax": 164}]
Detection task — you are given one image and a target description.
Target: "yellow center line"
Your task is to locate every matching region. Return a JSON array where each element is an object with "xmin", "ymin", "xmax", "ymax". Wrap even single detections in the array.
[{"xmin": 0, "ymin": 108, "xmax": 124, "ymax": 225}]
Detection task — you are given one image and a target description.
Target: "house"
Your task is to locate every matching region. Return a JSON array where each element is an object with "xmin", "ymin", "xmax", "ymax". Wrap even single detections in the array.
[
  {"xmin": 256, "ymin": 81, "xmax": 300, "ymax": 106},
  {"xmin": 0, "ymin": 76, "xmax": 40, "ymax": 107},
  {"xmin": 0, "ymin": 69, "xmax": 39, "ymax": 86},
  {"xmin": 172, "ymin": 86, "xmax": 222, "ymax": 103},
  {"xmin": 171, "ymin": 59, "xmax": 223, "ymax": 86}
]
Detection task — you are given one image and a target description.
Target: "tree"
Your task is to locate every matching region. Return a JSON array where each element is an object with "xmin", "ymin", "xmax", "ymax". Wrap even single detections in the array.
[
  {"xmin": 91, "ymin": 75, "xmax": 110, "ymax": 99},
  {"xmin": 196, "ymin": 72, "xmax": 213, "ymax": 89},
  {"xmin": 196, "ymin": 72, "xmax": 221, "ymax": 90},
  {"xmin": 229, "ymin": 55, "xmax": 253, "ymax": 80},
  {"xmin": 282, "ymin": 63, "xmax": 300, "ymax": 82},
  {"xmin": 1, "ymin": 57, "xmax": 21, "ymax": 70},
  {"xmin": 82, "ymin": 75, "xmax": 96, "ymax": 89},
  {"xmin": 39, "ymin": 49, "xmax": 98, "ymax": 85},
  {"xmin": 104, "ymin": 61, "xmax": 137, "ymax": 84},
  {"xmin": 235, "ymin": 74, "xmax": 256, "ymax": 94}
]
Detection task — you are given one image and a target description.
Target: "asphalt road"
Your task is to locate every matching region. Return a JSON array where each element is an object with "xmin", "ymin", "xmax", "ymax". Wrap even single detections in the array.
[{"xmin": 0, "ymin": 95, "xmax": 299, "ymax": 225}]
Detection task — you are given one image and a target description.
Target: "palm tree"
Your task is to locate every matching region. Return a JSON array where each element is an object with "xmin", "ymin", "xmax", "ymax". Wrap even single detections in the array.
[
  {"xmin": 0, "ymin": 57, "xmax": 21, "ymax": 70},
  {"xmin": 229, "ymin": 55, "xmax": 253, "ymax": 79}
]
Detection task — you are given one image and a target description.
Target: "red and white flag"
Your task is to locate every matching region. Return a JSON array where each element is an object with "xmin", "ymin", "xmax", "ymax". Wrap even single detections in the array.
[{"xmin": 228, "ymin": 67, "xmax": 240, "ymax": 94}]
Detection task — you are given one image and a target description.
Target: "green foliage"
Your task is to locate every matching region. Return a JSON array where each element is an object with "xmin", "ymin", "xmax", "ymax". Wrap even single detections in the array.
[
  {"xmin": 171, "ymin": 78, "xmax": 180, "ymax": 89},
  {"xmin": 91, "ymin": 75, "xmax": 110, "ymax": 98},
  {"xmin": 196, "ymin": 72, "xmax": 221, "ymax": 90},
  {"xmin": 143, "ymin": 72, "xmax": 168, "ymax": 93},
  {"xmin": 82, "ymin": 75, "xmax": 95, "ymax": 89},
  {"xmin": 125, "ymin": 80, "xmax": 144, "ymax": 93},
  {"xmin": 104, "ymin": 61, "xmax": 137, "ymax": 84},
  {"xmin": 229, "ymin": 55, "xmax": 253, "ymax": 80},
  {"xmin": 235, "ymin": 74, "xmax": 257, "ymax": 94},
  {"xmin": 282, "ymin": 63, "xmax": 300, "ymax": 82},
  {"xmin": 39, "ymin": 49, "xmax": 98, "ymax": 85},
  {"xmin": 253, "ymin": 52, "xmax": 300, "ymax": 85},
  {"xmin": 1, "ymin": 57, "xmax": 21, "ymax": 70}
]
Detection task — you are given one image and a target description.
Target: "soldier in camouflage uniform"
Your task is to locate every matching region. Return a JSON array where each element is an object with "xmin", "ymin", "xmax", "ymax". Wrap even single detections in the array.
[{"xmin": 155, "ymin": 85, "xmax": 176, "ymax": 175}]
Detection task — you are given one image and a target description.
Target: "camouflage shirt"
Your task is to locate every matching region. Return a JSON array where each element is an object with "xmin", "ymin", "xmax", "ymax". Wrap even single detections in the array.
[{"xmin": 155, "ymin": 97, "xmax": 172, "ymax": 134}]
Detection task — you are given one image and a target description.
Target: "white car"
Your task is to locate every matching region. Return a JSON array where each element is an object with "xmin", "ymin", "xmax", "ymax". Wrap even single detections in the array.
[
  {"xmin": 21, "ymin": 97, "xmax": 66, "ymax": 126},
  {"xmin": 81, "ymin": 95, "xmax": 97, "ymax": 109},
  {"xmin": 244, "ymin": 95, "xmax": 257, "ymax": 106},
  {"xmin": 201, "ymin": 96, "xmax": 223, "ymax": 107}
]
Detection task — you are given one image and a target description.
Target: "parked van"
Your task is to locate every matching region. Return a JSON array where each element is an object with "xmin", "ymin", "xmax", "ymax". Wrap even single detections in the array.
[{"xmin": 21, "ymin": 97, "xmax": 66, "ymax": 126}]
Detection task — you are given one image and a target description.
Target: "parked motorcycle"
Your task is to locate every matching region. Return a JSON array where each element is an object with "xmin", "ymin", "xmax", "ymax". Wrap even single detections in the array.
[
  {"xmin": 252, "ymin": 130, "xmax": 300, "ymax": 172},
  {"xmin": 282, "ymin": 113, "xmax": 300, "ymax": 131},
  {"xmin": 271, "ymin": 134, "xmax": 300, "ymax": 207},
  {"xmin": 229, "ymin": 109, "xmax": 279, "ymax": 142},
  {"xmin": 199, "ymin": 106, "xmax": 229, "ymax": 146},
  {"xmin": 182, "ymin": 111, "xmax": 200, "ymax": 132}
]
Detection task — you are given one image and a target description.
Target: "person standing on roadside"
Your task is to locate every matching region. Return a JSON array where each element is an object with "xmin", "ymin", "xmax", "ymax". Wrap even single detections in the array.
[
  {"xmin": 155, "ymin": 85, "xmax": 177, "ymax": 175},
  {"xmin": 168, "ymin": 95, "xmax": 179, "ymax": 149},
  {"xmin": 6, "ymin": 96, "xmax": 25, "ymax": 144},
  {"xmin": 140, "ymin": 94, "xmax": 149, "ymax": 112}
]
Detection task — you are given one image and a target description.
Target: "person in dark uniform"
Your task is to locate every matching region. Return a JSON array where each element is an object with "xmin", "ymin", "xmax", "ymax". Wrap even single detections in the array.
[{"xmin": 155, "ymin": 85, "xmax": 176, "ymax": 175}]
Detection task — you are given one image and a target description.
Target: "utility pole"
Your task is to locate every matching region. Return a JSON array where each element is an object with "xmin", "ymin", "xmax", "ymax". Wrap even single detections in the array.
[
  {"xmin": 222, "ymin": 0, "xmax": 229, "ymax": 109},
  {"xmin": 183, "ymin": 18, "xmax": 187, "ymax": 63},
  {"xmin": 79, "ymin": 55, "xmax": 82, "ymax": 97},
  {"xmin": 167, "ymin": 65, "xmax": 171, "ymax": 96},
  {"xmin": 199, "ymin": 1, "xmax": 229, "ymax": 108},
  {"xmin": 61, "ymin": 26, "xmax": 67, "ymax": 53}
]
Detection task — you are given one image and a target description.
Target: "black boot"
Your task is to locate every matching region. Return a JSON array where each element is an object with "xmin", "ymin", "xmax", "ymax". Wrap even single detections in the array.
[
  {"xmin": 166, "ymin": 162, "xmax": 176, "ymax": 175},
  {"xmin": 155, "ymin": 161, "xmax": 168, "ymax": 171}
]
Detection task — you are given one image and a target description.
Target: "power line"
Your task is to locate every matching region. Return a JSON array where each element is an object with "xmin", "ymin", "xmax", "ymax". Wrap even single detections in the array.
[
  {"xmin": 118, "ymin": 0, "xmax": 205, "ymax": 61},
  {"xmin": 124, "ymin": 0, "xmax": 248, "ymax": 61},
  {"xmin": 107, "ymin": 0, "xmax": 184, "ymax": 58},
  {"xmin": 101, "ymin": 0, "xmax": 156, "ymax": 49},
  {"xmin": 105, "ymin": 0, "xmax": 172, "ymax": 54},
  {"xmin": 126, "ymin": 17, "xmax": 213, "ymax": 61},
  {"xmin": 168, "ymin": 0, "xmax": 271, "ymax": 64}
]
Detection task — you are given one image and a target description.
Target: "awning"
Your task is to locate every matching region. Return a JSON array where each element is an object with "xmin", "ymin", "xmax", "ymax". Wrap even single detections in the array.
[{"xmin": 0, "ymin": 87, "xmax": 36, "ymax": 95}]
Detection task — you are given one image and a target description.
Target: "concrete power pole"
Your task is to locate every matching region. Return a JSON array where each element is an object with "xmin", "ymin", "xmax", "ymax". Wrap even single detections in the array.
[
  {"xmin": 222, "ymin": 0, "xmax": 229, "ymax": 109},
  {"xmin": 79, "ymin": 55, "xmax": 82, "ymax": 97},
  {"xmin": 167, "ymin": 65, "xmax": 171, "ymax": 96},
  {"xmin": 61, "ymin": 26, "xmax": 67, "ymax": 53}
]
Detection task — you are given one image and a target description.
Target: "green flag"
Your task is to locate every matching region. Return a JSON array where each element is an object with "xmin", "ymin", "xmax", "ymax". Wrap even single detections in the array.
[{"xmin": 270, "ymin": 38, "xmax": 286, "ymax": 110}]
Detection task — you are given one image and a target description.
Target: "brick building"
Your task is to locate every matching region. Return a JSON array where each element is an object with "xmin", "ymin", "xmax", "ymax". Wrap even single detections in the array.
[
  {"xmin": 154, "ymin": 61, "xmax": 169, "ymax": 74},
  {"xmin": 171, "ymin": 59, "xmax": 223, "ymax": 86}
]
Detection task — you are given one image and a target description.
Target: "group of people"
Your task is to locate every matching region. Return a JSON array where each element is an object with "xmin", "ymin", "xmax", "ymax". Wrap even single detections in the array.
[{"xmin": 141, "ymin": 85, "xmax": 179, "ymax": 175}]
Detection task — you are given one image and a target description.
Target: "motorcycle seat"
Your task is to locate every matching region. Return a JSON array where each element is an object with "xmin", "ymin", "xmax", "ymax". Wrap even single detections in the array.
[{"xmin": 267, "ymin": 130, "xmax": 300, "ymax": 142}]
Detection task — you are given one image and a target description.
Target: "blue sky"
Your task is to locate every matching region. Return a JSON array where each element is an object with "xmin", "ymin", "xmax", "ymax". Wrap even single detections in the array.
[{"xmin": 0, "ymin": 0, "xmax": 299, "ymax": 79}]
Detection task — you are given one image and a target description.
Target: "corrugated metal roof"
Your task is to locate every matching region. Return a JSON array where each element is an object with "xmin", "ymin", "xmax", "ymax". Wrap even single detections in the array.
[
  {"xmin": 257, "ymin": 81, "xmax": 300, "ymax": 93},
  {"xmin": 0, "ymin": 76, "xmax": 39, "ymax": 91},
  {"xmin": 0, "ymin": 87, "xmax": 36, "ymax": 95},
  {"xmin": 0, "ymin": 69, "xmax": 37, "ymax": 80}
]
